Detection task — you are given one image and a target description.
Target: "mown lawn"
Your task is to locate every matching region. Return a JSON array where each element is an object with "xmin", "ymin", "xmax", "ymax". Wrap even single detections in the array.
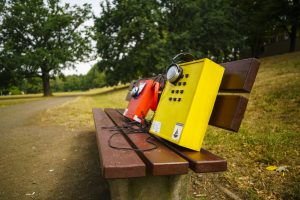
[
  {"xmin": 202, "ymin": 52, "xmax": 300, "ymax": 199},
  {"xmin": 38, "ymin": 52, "xmax": 299, "ymax": 199}
]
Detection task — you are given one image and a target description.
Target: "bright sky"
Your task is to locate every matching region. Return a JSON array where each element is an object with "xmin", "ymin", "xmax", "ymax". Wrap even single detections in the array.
[{"xmin": 61, "ymin": 0, "xmax": 101, "ymax": 75}]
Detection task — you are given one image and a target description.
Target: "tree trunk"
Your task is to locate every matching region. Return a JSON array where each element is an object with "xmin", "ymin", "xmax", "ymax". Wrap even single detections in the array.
[
  {"xmin": 42, "ymin": 70, "xmax": 52, "ymax": 96},
  {"xmin": 289, "ymin": 25, "xmax": 297, "ymax": 52}
]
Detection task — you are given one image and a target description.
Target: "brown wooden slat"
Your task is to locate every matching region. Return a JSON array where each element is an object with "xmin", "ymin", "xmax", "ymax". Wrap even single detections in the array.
[
  {"xmin": 220, "ymin": 58, "xmax": 260, "ymax": 92},
  {"xmin": 115, "ymin": 109, "xmax": 227, "ymax": 173},
  {"xmin": 105, "ymin": 108, "xmax": 189, "ymax": 176},
  {"xmin": 153, "ymin": 137, "xmax": 227, "ymax": 173},
  {"xmin": 92, "ymin": 108, "xmax": 146, "ymax": 179},
  {"xmin": 209, "ymin": 95, "xmax": 248, "ymax": 131},
  {"xmin": 187, "ymin": 149, "xmax": 227, "ymax": 173}
]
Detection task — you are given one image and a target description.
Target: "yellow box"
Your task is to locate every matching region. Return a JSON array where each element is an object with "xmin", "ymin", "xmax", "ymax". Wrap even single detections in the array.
[{"xmin": 149, "ymin": 58, "xmax": 224, "ymax": 151}]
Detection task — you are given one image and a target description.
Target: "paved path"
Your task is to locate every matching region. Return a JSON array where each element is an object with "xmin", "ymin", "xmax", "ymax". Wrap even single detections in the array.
[
  {"xmin": 0, "ymin": 97, "xmax": 73, "ymax": 130},
  {"xmin": 0, "ymin": 97, "xmax": 110, "ymax": 200}
]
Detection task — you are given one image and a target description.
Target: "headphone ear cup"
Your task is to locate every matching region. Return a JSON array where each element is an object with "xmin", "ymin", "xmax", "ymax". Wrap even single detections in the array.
[{"xmin": 167, "ymin": 64, "xmax": 183, "ymax": 83}]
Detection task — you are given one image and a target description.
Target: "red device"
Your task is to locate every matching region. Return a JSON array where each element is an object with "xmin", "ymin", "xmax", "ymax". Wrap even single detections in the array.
[{"xmin": 123, "ymin": 79, "xmax": 160, "ymax": 123}]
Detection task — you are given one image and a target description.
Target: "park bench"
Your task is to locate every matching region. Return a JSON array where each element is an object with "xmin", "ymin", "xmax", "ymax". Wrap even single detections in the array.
[{"xmin": 93, "ymin": 58, "xmax": 260, "ymax": 200}]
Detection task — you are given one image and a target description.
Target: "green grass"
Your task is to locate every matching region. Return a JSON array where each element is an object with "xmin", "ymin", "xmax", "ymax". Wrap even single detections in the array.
[
  {"xmin": 202, "ymin": 52, "xmax": 300, "ymax": 199},
  {"xmin": 38, "ymin": 88, "xmax": 129, "ymax": 131},
  {"xmin": 39, "ymin": 52, "xmax": 300, "ymax": 200}
]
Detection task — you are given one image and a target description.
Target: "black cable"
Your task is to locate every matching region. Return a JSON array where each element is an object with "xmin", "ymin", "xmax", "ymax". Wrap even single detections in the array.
[
  {"xmin": 102, "ymin": 121, "xmax": 158, "ymax": 152},
  {"xmin": 108, "ymin": 132, "xmax": 158, "ymax": 152}
]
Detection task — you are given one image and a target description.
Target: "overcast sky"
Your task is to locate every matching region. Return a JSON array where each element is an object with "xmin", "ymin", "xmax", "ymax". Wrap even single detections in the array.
[{"xmin": 61, "ymin": 0, "xmax": 101, "ymax": 75}]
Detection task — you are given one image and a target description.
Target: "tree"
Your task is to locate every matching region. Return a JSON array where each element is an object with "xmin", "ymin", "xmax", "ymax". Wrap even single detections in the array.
[
  {"xmin": 272, "ymin": 0, "xmax": 300, "ymax": 52},
  {"xmin": 94, "ymin": 0, "xmax": 244, "ymax": 85},
  {"xmin": 231, "ymin": 0, "xmax": 300, "ymax": 57},
  {"xmin": 162, "ymin": 0, "xmax": 242, "ymax": 62},
  {"xmin": 0, "ymin": 0, "xmax": 92, "ymax": 96},
  {"xmin": 230, "ymin": 0, "xmax": 277, "ymax": 57},
  {"xmin": 94, "ymin": 0, "xmax": 295, "ymax": 85},
  {"xmin": 85, "ymin": 64, "xmax": 106, "ymax": 89},
  {"xmin": 95, "ymin": 0, "xmax": 168, "ymax": 85}
]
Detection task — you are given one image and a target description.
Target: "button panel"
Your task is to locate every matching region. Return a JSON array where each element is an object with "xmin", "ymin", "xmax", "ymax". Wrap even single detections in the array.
[{"xmin": 167, "ymin": 73, "xmax": 190, "ymax": 102}]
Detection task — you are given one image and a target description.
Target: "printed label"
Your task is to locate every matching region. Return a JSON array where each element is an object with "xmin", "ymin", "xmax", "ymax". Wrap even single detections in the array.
[
  {"xmin": 151, "ymin": 121, "xmax": 161, "ymax": 133},
  {"xmin": 172, "ymin": 123, "xmax": 184, "ymax": 141}
]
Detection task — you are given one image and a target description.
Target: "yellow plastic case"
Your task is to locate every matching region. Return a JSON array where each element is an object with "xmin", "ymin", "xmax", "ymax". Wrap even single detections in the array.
[{"xmin": 149, "ymin": 58, "xmax": 224, "ymax": 151}]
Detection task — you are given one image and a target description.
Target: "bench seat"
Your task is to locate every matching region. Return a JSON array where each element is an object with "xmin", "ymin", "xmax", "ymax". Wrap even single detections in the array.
[{"xmin": 93, "ymin": 108, "xmax": 227, "ymax": 178}]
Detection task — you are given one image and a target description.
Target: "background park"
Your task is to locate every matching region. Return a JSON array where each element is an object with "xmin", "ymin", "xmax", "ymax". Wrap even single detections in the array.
[{"xmin": 0, "ymin": 0, "xmax": 299, "ymax": 199}]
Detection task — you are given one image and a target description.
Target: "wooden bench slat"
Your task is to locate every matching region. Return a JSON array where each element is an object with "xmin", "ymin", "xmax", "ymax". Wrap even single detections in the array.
[
  {"xmin": 220, "ymin": 58, "xmax": 260, "ymax": 92},
  {"xmin": 93, "ymin": 108, "xmax": 146, "ymax": 179},
  {"xmin": 116, "ymin": 109, "xmax": 227, "ymax": 173},
  {"xmin": 209, "ymin": 95, "xmax": 249, "ymax": 131},
  {"xmin": 105, "ymin": 108, "xmax": 189, "ymax": 176},
  {"xmin": 186, "ymin": 149, "xmax": 227, "ymax": 173},
  {"xmin": 152, "ymin": 137, "xmax": 227, "ymax": 173}
]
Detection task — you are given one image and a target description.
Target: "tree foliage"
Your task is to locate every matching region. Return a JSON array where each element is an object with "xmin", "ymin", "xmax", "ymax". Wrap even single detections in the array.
[
  {"xmin": 0, "ymin": 0, "xmax": 93, "ymax": 96},
  {"xmin": 1, "ymin": 0, "xmax": 298, "ymax": 92},
  {"xmin": 271, "ymin": 0, "xmax": 300, "ymax": 52},
  {"xmin": 95, "ymin": 0, "xmax": 168, "ymax": 85},
  {"xmin": 94, "ymin": 0, "xmax": 254, "ymax": 85},
  {"xmin": 162, "ymin": 0, "xmax": 242, "ymax": 60},
  {"xmin": 85, "ymin": 64, "xmax": 106, "ymax": 89},
  {"xmin": 231, "ymin": 0, "xmax": 300, "ymax": 56},
  {"xmin": 50, "ymin": 65, "xmax": 106, "ymax": 92}
]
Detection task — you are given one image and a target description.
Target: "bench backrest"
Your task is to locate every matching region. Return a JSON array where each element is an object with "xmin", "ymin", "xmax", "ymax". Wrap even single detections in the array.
[
  {"xmin": 126, "ymin": 58, "xmax": 260, "ymax": 132},
  {"xmin": 210, "ymin": 58, "xmax": 260, "ymax": 131}
]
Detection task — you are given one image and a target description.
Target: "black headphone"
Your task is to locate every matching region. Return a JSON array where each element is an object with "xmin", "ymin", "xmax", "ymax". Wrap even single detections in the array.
[{"xmin": 166, "ymin": 53, "xmax": 195, "ymax": 84}]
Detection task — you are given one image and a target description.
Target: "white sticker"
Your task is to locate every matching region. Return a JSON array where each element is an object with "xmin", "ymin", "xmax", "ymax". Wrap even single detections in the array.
[
  {"xmin": 123, "ymin": 108, "xmax": 128, "ymax": 116},
  {"xmin": 172, "ymin": 123, "xmax": 184, "ymax": 141},
  {"xmin": 151, "ymin": 121, "xmax": 161, "ymax": 133},
  {"xmin": 133, "ymin": 115, "xmax": 142, "ymax": 123}
]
